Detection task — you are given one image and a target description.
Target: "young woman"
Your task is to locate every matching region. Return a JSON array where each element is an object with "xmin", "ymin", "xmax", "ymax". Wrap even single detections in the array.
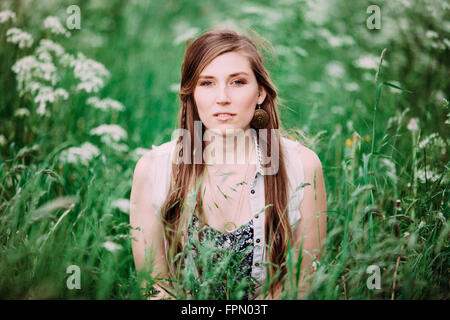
[{"xmin": 130, "ymin": 29, "xmax": 327, "ymax": 300}]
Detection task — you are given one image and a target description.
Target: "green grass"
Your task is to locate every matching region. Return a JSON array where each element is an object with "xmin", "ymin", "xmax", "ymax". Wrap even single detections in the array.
[{"xmin": 0, "ymin": 0, "xmax": 448, "ymax": 299}]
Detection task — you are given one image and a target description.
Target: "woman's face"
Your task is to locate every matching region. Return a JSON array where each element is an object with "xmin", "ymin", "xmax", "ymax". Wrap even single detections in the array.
[{"xmin": 193, "ymin": 51, "xmax": 267, "ymax": 135}]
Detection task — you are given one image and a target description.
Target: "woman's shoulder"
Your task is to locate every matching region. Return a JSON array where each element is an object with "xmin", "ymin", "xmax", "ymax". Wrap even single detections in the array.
[
  {"xmin": 281, "ymin": 136, "xmax": 322, "ymax": 171},
  {"xmin": 150, "ymin": 138, "xmax": 178, "ymax": 157},
  {"xmin": 136, "ymin": 139, "xmax": 177, "ymax": 162},
  {"xmin": 133, "ymin": 139, "xmax": 177, "ymax": 176}
]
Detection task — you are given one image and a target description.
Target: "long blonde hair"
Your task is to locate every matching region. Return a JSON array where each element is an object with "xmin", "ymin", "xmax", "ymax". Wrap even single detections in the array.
[{"xmin": 160, "ymin": 29, "xmax": 293, "ymax": 295}]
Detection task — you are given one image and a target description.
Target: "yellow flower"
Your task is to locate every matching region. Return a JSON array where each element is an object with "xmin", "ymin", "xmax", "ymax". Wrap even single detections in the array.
[
  {"xmin": 346, "ymin": 138, "xmax": 352, "ymax": 147},
  {"xmin": 365, "ymin": 135, "xmax": 371, "ymax": 142}
]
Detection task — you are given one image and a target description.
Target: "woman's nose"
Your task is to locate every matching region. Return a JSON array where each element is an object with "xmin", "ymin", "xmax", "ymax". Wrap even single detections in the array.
[{"xmin": 216, "ymin": 84, "xmax": 231, "ymax": 104}]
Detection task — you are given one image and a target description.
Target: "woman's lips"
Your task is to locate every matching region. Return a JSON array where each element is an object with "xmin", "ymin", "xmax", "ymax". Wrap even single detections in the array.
[{"xmin": 214, "ymin": 113, "xmax": 235, "ymax": 121}]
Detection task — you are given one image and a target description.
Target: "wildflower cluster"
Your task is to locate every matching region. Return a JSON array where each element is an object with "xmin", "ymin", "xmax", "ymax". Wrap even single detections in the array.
[
  {"xmin": 43, "ymin": 16, "xmax": 71, "ymax": 37},
  {"xmin": 1, "ymin": 10, "xmax": 130, "ymax": 166},
  {"xmin": 59, "ymin": 142, "xmax": 100, "ymax": 165},
  {"xmin": 6, "ymin": 28, "xmax": 33, "ymax": 48},
  {"xmin": 5, "ymin": 14, "xmax": 111, "ymax": 116}
]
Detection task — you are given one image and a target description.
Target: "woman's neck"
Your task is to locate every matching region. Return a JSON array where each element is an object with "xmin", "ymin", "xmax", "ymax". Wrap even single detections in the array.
[{"xmin": 203, "ymin": 128, "xmax": 257, "ymax": 167}]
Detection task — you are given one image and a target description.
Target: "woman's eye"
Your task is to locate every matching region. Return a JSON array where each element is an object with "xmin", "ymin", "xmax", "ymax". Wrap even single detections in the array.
[{"xmin": 198, "ymin": 79, "xmax": 246, "ymax": 86}]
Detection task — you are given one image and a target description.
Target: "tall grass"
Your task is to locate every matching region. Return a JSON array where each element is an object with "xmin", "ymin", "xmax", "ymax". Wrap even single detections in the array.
[{"xmin": 0, "ymin": 0, "xmax": 448, "ymax": 299}]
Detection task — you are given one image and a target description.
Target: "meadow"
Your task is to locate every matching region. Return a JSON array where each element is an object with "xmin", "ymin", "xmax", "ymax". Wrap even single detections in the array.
[{"xmin": 0, "ymin": 0, "xmax": 448, "ymax": 299}]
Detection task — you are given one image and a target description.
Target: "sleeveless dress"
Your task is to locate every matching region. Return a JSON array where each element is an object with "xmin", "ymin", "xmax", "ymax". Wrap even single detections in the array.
[
  {"xmin": 187, "ymin": 215, "xmax": 256, "ymax": 299},
  {"xmin": 147, "ymin": 130, "xmax": 306, "ymax": 299}
]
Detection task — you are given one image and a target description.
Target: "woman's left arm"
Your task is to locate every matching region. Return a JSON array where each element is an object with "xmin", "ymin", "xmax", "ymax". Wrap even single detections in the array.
[{"xmin": 292, "ymin": 145, "xmax": 327, "ymax": 299}]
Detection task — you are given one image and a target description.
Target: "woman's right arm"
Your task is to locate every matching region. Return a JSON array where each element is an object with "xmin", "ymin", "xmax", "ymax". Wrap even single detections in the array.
[{"xmin": 130, "ymin": 151, "xmax": 171, "ymax": 299}]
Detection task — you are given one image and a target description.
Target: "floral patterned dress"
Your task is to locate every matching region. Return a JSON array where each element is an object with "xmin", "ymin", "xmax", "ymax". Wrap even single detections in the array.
[{"xmin": 186, "ymin": 214, "xmax": 259, "ymax": 299}]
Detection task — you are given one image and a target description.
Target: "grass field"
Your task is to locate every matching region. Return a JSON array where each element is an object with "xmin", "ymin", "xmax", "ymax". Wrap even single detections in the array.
[{"xmin": 0, "ymin": 0, "xmax": 448, "ymax": 299}]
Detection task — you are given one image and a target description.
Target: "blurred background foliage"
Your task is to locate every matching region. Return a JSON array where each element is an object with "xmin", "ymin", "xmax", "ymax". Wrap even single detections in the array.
[{"xmin": 0, "ymin": 0, "xmax": 448, "ymax": 299}]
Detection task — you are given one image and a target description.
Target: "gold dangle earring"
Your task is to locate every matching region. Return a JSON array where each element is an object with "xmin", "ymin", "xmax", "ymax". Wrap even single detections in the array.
[{"xmin": 251, "ymin": 103, "xmax": 269, "ymax": 129}]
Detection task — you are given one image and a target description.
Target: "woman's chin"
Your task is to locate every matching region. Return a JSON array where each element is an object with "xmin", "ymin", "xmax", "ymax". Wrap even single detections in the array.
[{"xmin": 207, "ymin": 125, "xmax": 248, "ymax": 136}]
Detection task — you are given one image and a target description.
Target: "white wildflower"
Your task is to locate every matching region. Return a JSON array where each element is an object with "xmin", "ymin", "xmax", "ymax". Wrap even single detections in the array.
[
  {"xmin": 169, "ymin": 83, "xmax": 180, "ymax": 93},
  {"xmin": 12, "ymin": 56, "xmax": 59, "ymax": 94},
  {"xmin": 90, "ymin": 124, "xmax": 127, "ymax": 144},
  {"xmin": 418, "ymin": 133, "xmax": 439, "ymax": 149},
  {"xmin": 6, "ymin": 28, "xmax": 33, "ymax": 49},
  {"xmin": 331, "ymin": 105, "xmax": 345, "ymax": 115},
  {"xmin": 43, "ymin": 16, "xmax": 70, "ymax": 37},
  {"xmin": 398, "ymin": 0, "xmax": 412, "ymax": 8},
  {"xmin": 36, "ymin": 50, "xmax": 52, "ymax": 63},
  {"xmin": 14, "ymin": 108, "xmax": 30, "ymax": 118},
  {"xmin": 436, "ymin": 212, "xmax": 446, "ymax": 223},
  {"xmin": 0, "ymin": 10, "xmax": 16, "ymax": 24},
  {"xmin": 443, "ymin": 38, "xmax": 450, "ymax": 50},
  {"xmin": 34, "ymin": 86, "xmax": 68, "ymax": 115},
  {"xmin": 110, "ymin": 142, "xmax": 129, "ymax": 153},
  {"xmin": 79, "ymin": 142, "xmax": 100, "ymax": 159},
  {"xmin": 54, "ymin": 88, "xmax": 69, "ymax": 99},
  {"xmin": 111, "ymin": 199, "xmax": 130, "ymax": 213},
  {"xmin": 325, "ymin": 61, "xmax": 345, "ymax": 78},
  {"xmin": 304, "ymin": 0, "xmax": 332, "ymax": 25},
  {"xmin": 442, "ymin": 98, "xmax": 449, "ymax": 108},
  {"xmin": 12, "ymin": 56, "xmax": 39, "ymax": 93},
  {"xmin": 241, "ymin": 5, "xmax": 283, "ymax": 26},
  {"xmin": 86, "ymin": 97, "xmax": 125, "ymax": 112},
  {"xmin": 173, "ymin": 27, "xmax": 199, "ymax": 45},
  {"xmin": 417, "ymin": 167, "xmax": 441, "ymax": 184},
  {"xmin": 407, "ymin": 118, "xmax": 419, "ymax": 132},
  {"xmin": 39, "ymin": 61, "xmax": 58, "ymax": 83},
  {"xmin": 171, "ymin": 20, "xmax": 198, "ymax": 45},
  {"xmin": 0, "ymin": 134, "xmax": 6, "ymax": 147},
  {"xmin": 36, "ymin": 39, "xmax": 65, "ymax": 60},
  {"xmin": 318, "ymin": 29, "xmax": 354, "ymax": 47},
  {"xmin": 274, "ymin": 44, "xmax": 292, "ymax": 58},
  {"xmin": 293, "ymin": 46, "xmax": 308, "ymax": 57},
  {"xmin": 418, "ymin": 221, "xmax": 426, "ymax": 229},
  {"xmin": 346, "ymin": 120, "xmax": 354, "ymax": 131},
  {"xmin": 59, "ymin": 142, "xmax": 100, "ymax": 165},
  {"xmin": 71, "ymin": 53, "xmax": 110, "ymax": 93},
  {"xmin": 345, "ymin": 82, "xmax": 360, "ymax": 92},
  {"xmin": 60, "ymin": 53, "xmax": 75, "ymax": 67},
  {"xmin": 425, "ymin": 30, "xmax": 439, "ymax": 39},
  {"xmin": 102, "ymin": 241, "xmax": 122, "ymax": 252},
  {"xmin": 354, "ymin": 55, "xmax": 379, "ymax": 70},
  {"xmin": 35, "ymin": 86, "xmax": 55, "ymax": 115}
]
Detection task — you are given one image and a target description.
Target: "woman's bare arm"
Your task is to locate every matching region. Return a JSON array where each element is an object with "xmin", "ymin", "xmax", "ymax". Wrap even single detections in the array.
[
  {"xmin": 293, "ymin": 145, "xmax": 327, "ymax": 299},
  {"xmin": 130, "ymin": 151, "xmax": 171, "ymax": 299}
]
